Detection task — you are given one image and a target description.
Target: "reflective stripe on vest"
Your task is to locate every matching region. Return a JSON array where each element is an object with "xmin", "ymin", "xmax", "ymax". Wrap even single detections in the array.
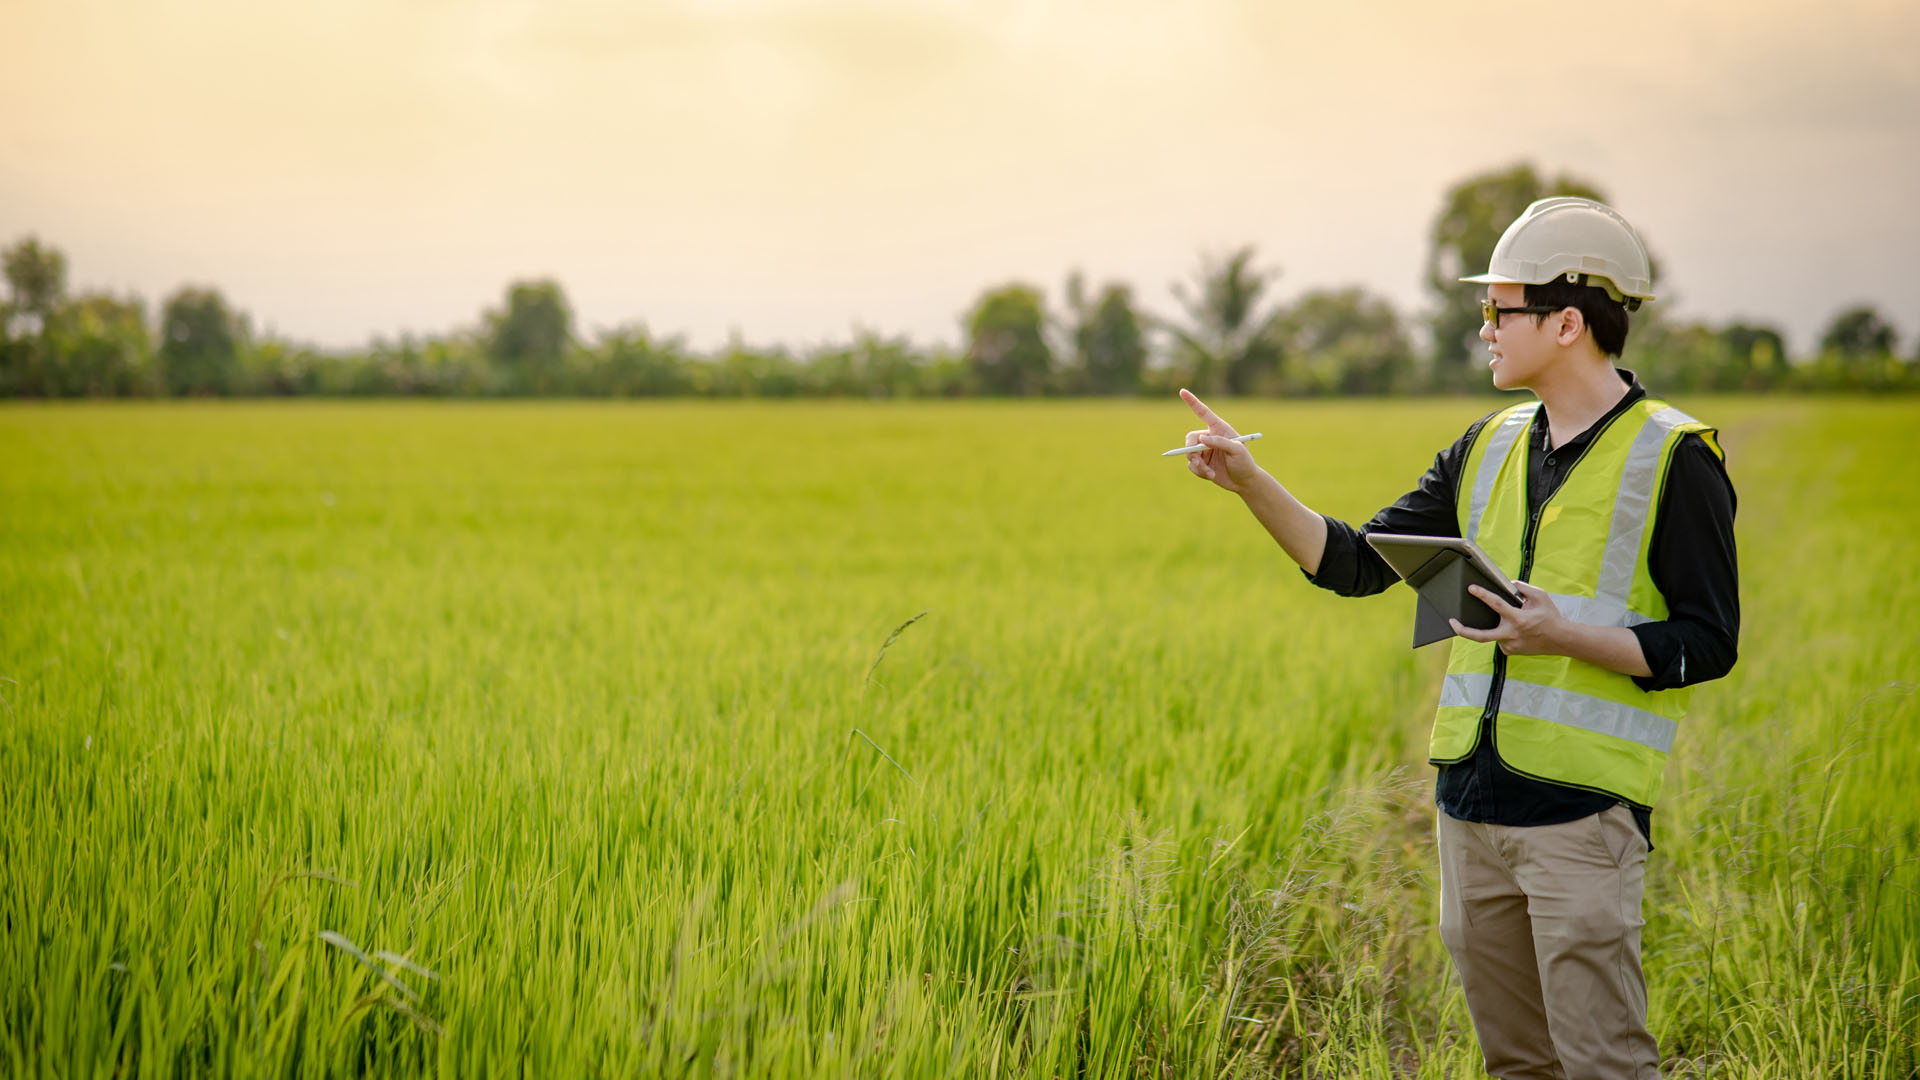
[
  {"xmin": 1466, "ymin": 402, "xmax": 1539, "ymax": 545},
  {"xmin": 1596, "ymin": 407, "xmax": 1694, "ymax": 612},
  {"xmin": 1439, "ymin": 672, "xmax": 1678, "ymax": 754},
  {"xmin": 1544, "ymin": 593, "xmax": 1653, "ymax": 628},
  {"xmin": 1466, "ymin": 402, "xmax": 1698, "ymax": 628}
]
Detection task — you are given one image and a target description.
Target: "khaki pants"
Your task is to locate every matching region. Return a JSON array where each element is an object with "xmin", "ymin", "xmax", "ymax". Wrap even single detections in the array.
[{"xmin": 1437, "ymin": 804, "xmax": 1660, "ymax": 1079}]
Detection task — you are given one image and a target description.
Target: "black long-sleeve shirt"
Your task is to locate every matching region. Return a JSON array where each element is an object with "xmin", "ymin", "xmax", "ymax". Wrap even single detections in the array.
[{"xmin": 1305, "ymin": 371, "xmax": 1739, "ymax": 845}]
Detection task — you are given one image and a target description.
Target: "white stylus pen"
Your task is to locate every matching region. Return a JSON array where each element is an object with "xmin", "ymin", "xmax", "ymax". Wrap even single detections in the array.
[{"xmin": 1162, "ymin": 432, "xmax": 1262, "ymax": 457}]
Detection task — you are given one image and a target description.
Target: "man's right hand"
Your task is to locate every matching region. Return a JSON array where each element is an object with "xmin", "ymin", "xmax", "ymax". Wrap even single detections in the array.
[{"xmin": 1180, "ymin": 388, "xmax": 1265, "ymax": 495}]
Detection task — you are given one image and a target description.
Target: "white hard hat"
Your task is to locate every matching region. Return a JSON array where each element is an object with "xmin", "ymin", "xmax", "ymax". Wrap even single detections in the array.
[{"xmin": 1460, "ymin": 196, "xmax": 1655, "ymax": 309}]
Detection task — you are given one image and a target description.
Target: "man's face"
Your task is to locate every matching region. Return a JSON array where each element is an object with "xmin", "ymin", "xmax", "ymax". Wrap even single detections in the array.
[{"xmin": 1478, "ymin": 283, "xmax": 1554, "ymax": 392}]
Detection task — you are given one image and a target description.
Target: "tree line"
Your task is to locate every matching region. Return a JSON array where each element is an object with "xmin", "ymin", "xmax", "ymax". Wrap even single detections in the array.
[{"xmin": 4, "ymin": 165, "xmax": 1915, "ymax": 400}]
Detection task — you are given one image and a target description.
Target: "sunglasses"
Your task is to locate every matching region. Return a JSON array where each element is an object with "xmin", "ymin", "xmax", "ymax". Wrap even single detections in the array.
[{"xmin": 1481, "ymin": 300, "xmax": 1563, "ymax": 325}]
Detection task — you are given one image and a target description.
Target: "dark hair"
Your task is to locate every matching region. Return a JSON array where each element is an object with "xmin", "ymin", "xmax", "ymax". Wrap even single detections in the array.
[{"xmin": 1523, "ymin": 276, "xmax": 1631, "ymax": 358}]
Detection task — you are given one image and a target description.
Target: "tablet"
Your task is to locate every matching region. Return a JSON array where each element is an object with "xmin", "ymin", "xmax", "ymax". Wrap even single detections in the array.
[{"xmin": 1363, "ymin": 533, "xmax": 1524, "ymax": 648}]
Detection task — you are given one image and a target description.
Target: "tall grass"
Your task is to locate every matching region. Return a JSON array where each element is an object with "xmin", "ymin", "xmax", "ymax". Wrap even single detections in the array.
[{"xmin": 2, "ymin": 397, "xmax": 1914, "ymax": 1077}]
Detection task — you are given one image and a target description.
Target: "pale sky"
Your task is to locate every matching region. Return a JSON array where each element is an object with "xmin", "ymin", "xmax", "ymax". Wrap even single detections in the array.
[{"xmin": 4, "ymin": 0, "xmax": 1917, "ymax": 355}]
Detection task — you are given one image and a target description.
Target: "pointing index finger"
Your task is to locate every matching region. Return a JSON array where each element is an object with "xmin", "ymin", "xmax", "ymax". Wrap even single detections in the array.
[{"xmin": 1179, "ymin": 388, "xmax": 1237, "ymax": 436}]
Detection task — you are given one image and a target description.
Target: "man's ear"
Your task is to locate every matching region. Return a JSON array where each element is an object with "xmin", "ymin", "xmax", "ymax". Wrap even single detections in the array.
[{"xmin": 1554, "ymin": 306, "xmax": 1587, "ymax": 347}]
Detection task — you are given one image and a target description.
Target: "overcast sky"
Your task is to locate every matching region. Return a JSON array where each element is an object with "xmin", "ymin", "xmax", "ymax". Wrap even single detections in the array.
[{"xmin": 4, "ymin": 0, "xmax": 1917, "ymax": 355}]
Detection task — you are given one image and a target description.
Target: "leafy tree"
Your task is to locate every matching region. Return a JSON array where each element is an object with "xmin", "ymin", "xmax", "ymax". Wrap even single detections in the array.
[
  {"xmin": 1275, "ymin": 287, "xmax": 1414, "ymax": 395},
  {"xmin": 47, "ymin": 293, "xmax": 151, "ymax": 396},
  {"xmin": 1819, "ymin": 306, "xmax": 1897, "ymax": 357},
  {"xmin": 964, "ymin": 284, "xmax": 1052, "ymax": 396},
  {"xmin": 920, "ymin": 344, "xmax": 974, "ymax": 398},
  {"xmin": 594, "ymin": 323, "xmax": 691, "ymax": 397},
  {"xmin": 701, "ymin": 335, "xmax": 800, "ymax": 397},
  {"xmin": 1065, "ymin": 275, "xmax": 1146, "ymax": 395},
  {"xmin": 1053, "ymin": 272, "xmax": 1094, "ymax": 395},
  {"xmin": 842, "ymin": 328, "xmax": 924, "ymax": 399},
  {"xmin": 1814, "ymin": 305, "xmax": 1902, "ymax": 390},
  {"xmin": 803, "ymin": 342, "xmax": 861, "ymax": 397},
  {"xmin": 799, "ymin": 330, "xmax": 917, "ymax": 398},
  {"xmin": 1719, "ymin": 322, "xmax": 1789, "ymax": 390},
  {"xmin": 419, "ymin": 337, "xmax": 490, "ymax": 396},
  {"xmin": 0, "ymin": 333, "xmax": 18, "ymax": 395},
  {"xmin": 2, "ymin": 236, "xmax": 67, "ymax": 331},
  {"xmin": 235, "ymin": 337, "xmax": 316, "ymax": 396},
  {"xmin": 319, "ymin": 334, "xmax": 448, "ymax": 396},
  {"xmin": 365, "ymin": 335, "xmax": 426, "ymax": 395},
  {"xmin": 1165, "ymin": 248, "xmax": 1285, "ymax": 396},
  {"xmin": 159, "ymin": 286, "xmax": 244, "ymax": 396},
  {"xmin": 1631, "ymin": 313, "xmax": 1733, "ymax": 393},
  {"xmin": 484, "ymin": 279, "xmax": 574, "ymax": 394},
  {"xmin": 2, "ymin": 236, "xmax": 72, "ymax": 395},
  {"xmin": 1426, "ymin": 164, "xmax": 1609, "ymax": 390}
]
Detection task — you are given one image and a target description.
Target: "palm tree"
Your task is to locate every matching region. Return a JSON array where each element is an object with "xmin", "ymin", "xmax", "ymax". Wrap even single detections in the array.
[{"xmin": 1164, "ymin": 247, "xmax": 1286, "ymax": 396}]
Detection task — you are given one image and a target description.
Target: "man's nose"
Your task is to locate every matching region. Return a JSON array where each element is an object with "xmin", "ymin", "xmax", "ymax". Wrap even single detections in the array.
[{"xmin": 1479, "ymin": 320, "xmax": 1496, "ymax": 343}]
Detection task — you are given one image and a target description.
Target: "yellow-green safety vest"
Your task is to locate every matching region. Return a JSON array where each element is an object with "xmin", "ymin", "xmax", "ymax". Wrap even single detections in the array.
[{"xmin": 1429, "ymin": 396, "xmax": 1721, "ymax": 808}]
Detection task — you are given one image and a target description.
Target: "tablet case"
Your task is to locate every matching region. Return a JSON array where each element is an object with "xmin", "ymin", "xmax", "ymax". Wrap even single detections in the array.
[{"xmin": 1400, "ymin": 549, "xmax": 1503, "ymax": 648}]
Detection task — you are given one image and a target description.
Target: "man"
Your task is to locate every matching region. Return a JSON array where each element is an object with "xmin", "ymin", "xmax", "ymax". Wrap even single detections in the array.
[{"xmin": 1177, "ymin": 196, "xmax": 1738, "ymax": 1078}]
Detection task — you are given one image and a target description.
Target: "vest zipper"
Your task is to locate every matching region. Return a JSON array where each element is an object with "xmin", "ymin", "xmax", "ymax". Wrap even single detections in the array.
[{"xmin": 1474, "ymin": 408, "xmax": 1625, "ymax": 754}]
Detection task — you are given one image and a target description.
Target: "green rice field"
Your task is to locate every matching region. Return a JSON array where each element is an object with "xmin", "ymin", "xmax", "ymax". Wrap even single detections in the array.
[{"xmin": 3, "ymin": 397, "xmax": 1917, "ymax": 1077}]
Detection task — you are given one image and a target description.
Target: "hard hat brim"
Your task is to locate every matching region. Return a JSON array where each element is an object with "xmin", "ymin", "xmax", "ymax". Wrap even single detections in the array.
[{"xmin": 1458, "ymin": 269, "xmax": 1654, "ymax": 304}]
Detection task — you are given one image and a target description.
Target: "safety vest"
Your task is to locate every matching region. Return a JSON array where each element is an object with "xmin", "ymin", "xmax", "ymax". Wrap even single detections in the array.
[{"xmin": 1429, "ymin": 396, "xmax": 1721, "ymax": 808}]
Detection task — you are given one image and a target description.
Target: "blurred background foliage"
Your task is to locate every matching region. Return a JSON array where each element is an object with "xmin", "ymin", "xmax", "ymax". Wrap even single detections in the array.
[{"xmin": 3, "ymin": 164, "xmax": 1915, "ymax": 400}]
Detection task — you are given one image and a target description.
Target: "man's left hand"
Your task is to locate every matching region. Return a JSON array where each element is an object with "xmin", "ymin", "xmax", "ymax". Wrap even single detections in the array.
[{"xmin": 1451, "ymin": 581, "xmax": 1567, "ymax": 655}]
